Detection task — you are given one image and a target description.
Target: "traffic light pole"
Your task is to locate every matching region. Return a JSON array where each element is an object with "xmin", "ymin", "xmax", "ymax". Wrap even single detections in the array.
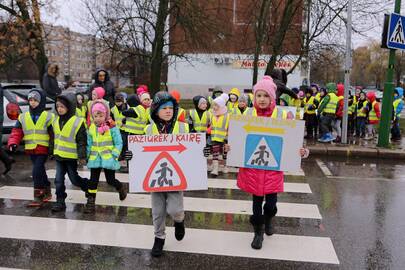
[
  {"xmin": 378, "ymin": 0, "xmax": 402, "ymax": 148},
  {"xmin": 342, "ymin": 0, "xmax": 352, "ymax": 144}
]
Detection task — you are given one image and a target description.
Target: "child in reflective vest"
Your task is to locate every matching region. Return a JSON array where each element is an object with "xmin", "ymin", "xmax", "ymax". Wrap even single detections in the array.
[
  {"xmin": 51, "ymin": 93, "xmax": 89, "ymax": 212},
  {"xmin": 209, "ymin": 93, "xmax": 230, "ymax": 176},
  {"xmin": 136, "ymin": 91, "xmax": 188, "ymax": 257},
  {"xmin": 356, "ymin": 91, "xmax": 368, "ymax": 138},
  {"xmin": 365, "ymin": 92, "xmax": 381, "ymax": 140},
  {"xmin": 303, "ymin": 86, "xmax": 319, "ymax": 139},
  {"xmin": 8, "ymin": 89, "xmax": 54, "ymax": 207},
  {"xmin": 111, "ymin": 93, "xmax": 129, "ymax": 161},
  {"xmin": 85, "ymin": 100, "xmax": 127, "ymax": 214},
  {"xmin": 75, "ymin": 93, "xmax": 87, "ymax": 120},
  {"xmin": 87, "ymin": 87, "xmax": 107, "ymax": 127},
  {"xmin": 227, "ymin": 76, "xmax": 309, "ymax": 250}
]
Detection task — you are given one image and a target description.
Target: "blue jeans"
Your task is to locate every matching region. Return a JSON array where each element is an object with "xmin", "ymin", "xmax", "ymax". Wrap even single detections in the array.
[
  {"xmin": 55, "ymin": 160, "xmax": 88, "ymax": 200},
  {"xmin": 30, "ymin": 155, "xmax": 50, "ymax": 189},
  {"xmin": 356, "ymin": 117, "xmax": 366, "ymax": 137}
]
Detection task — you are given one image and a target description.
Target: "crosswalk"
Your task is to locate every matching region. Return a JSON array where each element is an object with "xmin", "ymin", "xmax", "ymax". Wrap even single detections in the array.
[{"xmin": 0, "ymin": 167, "xmax": 339, "ymax": 267}]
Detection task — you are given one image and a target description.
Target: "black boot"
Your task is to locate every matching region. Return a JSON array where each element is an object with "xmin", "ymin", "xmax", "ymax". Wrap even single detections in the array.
[
  {"xmin": 174, "ymin": 221, "xmax": 185, "ymax": 241},
  {"xmin": 250, "ymin": 215, "xmax": 264, "ymax": 250},
  {"xmin": 118, "ymin": 185, "xmax": 127, "ymax": 201},
  {"xmin": 51, "ymin": 198, "xmax": 66, "ymax": 212},
  {"xmin": 84, "ymin": 195, "xmax": 96, "ymax": 214},
  {"xmin": 151, "ymin": 237, "xmax": 165, "ymax": 257},
  {"xmin": 0, "ymin": 148, "xmax": 14, "ymax": 175},
  {"xmin": 42, "ymin": 186, "xmax": 52, "ymax": 202},
  {"xmin": 264, "ymin": 207, "xmax": 277, "ymax": 236}
]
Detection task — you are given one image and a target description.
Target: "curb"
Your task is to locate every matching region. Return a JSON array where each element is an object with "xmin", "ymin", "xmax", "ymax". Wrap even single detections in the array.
[{"xmin": 307, "ymin": 145, "xmax": 405, "ymax": 159}]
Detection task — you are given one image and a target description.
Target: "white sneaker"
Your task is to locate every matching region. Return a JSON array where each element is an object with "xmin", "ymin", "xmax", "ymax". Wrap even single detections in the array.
[
  {"xmin": 211, "ymin": 160, "xmax": 219, "ymax": 176},
  {"xmin": 222, "ymin": 166, "xmax": 229, "ymax": 174}
]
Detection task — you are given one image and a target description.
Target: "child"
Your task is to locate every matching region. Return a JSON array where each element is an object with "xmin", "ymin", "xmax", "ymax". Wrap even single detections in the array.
[
  {"xmin": 235, "ymin": 94, "xmax": 249, "ymax": 115},
  {"xmin": 75, "ymin": 93, "xmax": 87, "ymax": 119},
  {"xmin": 356, "ymin": 91, "xmax": 368, "ymax": 138},
  {"xmin": 392, "ymin": 87, "xmax": 404, "ymax": 141},
  {"xmin": 85, "ymin": 100, "xmax": 127, "ymax": 213},
  {"xmin": 365, "ymin": 91, "xmax": 381, "ymax": 140},
  {"xmin": 110, "ymin": 93, "xmax": 128, "ymax": 162},
  {"xmin": 333, "ymin": 84, "xmax": 345, "ymax": 143},
  {"xmin": 317, "ymin": 83, "xmax": 339, "ymax": 143},
  {"xmin": 303, "ymin": 86, "xmax": 319, "ymax": 139},
  {"xmin": 227, "ymin": 87, "xmax": 240, "ymax": 112},
  {"xmin": 143, "ymin": 91, "xmax": 188, "ymax": 257},
  {"xmin": 122, "ymin": 94, "xmax": 148, "ymax": 135},
  {"xmin": 208, "ymin": 86, "xmax": 224, "ymax": 107},
  {"xmin": 233, "ymin": 76, "xmax": 309, "ymax": 250},
  {"xmin": 8, "ymin": 89, "xmax": 54, "ymax": 207},
  {"xmin": 189, "ymin": 95, "xmax": 211, "ymax": 133},
  {"xmin": 51, "ymin": 93, "xmax": 89, "ymax": 212},
  {"xmin": 170, "ymin": 90, "xmax": 186, "ymax": 122},
  {"xmin": 139, "ymin": 91, "xmax": 152, "ymax": 123},
  {"xmin": 209, "ymin": 93, "xmax": 230, "ymax": 176}
]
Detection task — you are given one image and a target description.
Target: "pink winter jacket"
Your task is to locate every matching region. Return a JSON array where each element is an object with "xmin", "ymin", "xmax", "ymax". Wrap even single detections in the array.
[{"xmin": 237, "ymin": 104, "xmax": 285, "ymax": 196}]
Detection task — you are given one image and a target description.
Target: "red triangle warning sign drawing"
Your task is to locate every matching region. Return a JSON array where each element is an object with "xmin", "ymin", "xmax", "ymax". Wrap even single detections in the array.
[{"xmin": 143, "ymin": 151, "xmax": 187, "ymax": 192}]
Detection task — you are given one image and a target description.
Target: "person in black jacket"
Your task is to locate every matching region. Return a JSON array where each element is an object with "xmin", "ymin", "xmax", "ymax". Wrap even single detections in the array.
[
  {"xmin": 89, "ymin": 69, "xmax": 116, "ymax": 107},
  {"xmin": 51, "ymin": 93, "xmax": 88, "ymax": 212},
  {"xmin": 42, "ymin": 63, "xmax": 62, "ymax": 100},
  {"xmin": 265, "ymin": 68, "xmax": 298, "ymax": 104},
  {"xmin": 0, "ymin": 84, "xmax": 14, "ymax": 174}
]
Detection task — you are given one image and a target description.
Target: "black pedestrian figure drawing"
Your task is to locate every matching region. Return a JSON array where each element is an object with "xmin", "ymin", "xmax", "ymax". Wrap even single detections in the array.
[
  {"xmin": 151, "ymin": 162, "xmax": 174, "ymax": 187},
  {"xmin": 394, "ymin": 21, "xmax": 404, "ymax": 43},
  {"xmin": 251, "ymin": 145, "xmax": 270, "ymax": 166}
]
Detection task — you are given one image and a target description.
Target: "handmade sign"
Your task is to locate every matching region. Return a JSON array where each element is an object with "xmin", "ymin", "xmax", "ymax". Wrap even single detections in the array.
[
  {"xmin": 128, "ymin": 133, "xmax": 207, "ymax": 192},
  {"xmin": 226, "ymin": 114, "xmax": 304, "ymax": 172}
]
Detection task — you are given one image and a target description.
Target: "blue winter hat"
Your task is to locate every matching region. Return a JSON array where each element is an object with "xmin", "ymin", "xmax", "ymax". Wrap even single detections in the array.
[{"xmin": 157, "ymin": 101, "xmax": 174, "ymax": 113}]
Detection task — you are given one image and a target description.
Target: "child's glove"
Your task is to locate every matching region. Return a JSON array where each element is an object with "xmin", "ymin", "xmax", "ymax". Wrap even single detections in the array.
[
  {"xmin": 122, "ymin": 118, "xmax": 127, "ymax": 125},
  {"xmin": 124, "ymin": 150, "xmax": 133, "ymax": 160},
  {"xmin": 203, "ymin": 146, "xmax": 211, "ymax": 157},
  {"xmin": 78, "ymin": 159, "xmax": 87, "ymax": 166},
  {"xmin": 9, "ymin": 144, "xmax": 17, "ymax": 153}
]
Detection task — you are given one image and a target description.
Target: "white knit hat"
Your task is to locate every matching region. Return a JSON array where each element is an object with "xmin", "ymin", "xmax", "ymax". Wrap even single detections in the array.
[{"xmin": 213, "ymin": 93, "xmax": 229, "ymax": 115}]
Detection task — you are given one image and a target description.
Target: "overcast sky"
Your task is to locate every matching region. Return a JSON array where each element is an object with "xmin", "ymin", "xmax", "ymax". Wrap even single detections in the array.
[{"xmin": 41, "ymin": 0, "xmax": 393, "ymax": 49}]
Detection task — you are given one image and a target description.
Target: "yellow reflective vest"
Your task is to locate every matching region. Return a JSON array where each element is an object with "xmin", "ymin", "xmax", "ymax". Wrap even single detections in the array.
[
  {"xmin": 111, "ymin": 106, "xmax": 125, "ymax": 130},
  {"xmin": 243, "ymin": 107, "xmax": 257, "ymax": 116},
  {"xmin": 189, "ymin": 109, "xmax": 211, "ymax": 132},
  {"xmin": 210, "ymin": 113, "xmax": 230, "ymax": 143},
  {"xmin": 304, "ymin": 96, "xmax": 317, "ymax": 114},
  {"xmin": 53, "ymin": 116, "xmax": 84, "ymax": 159},
  {"xmin": 323, "ymin": 93, "xmax": 339, "ymax": 114},
  {"xmin": 369, "ymin": 101, "xmax": 379, "ymax": 121},
  {"xmin": 76, "ymin": 107, "xmax": 86, "ymax": 118},
  {"xmin": 357, "ymin": 100, "xmax": 368, "ymax": 117},
  {"xmin": 19, "ymin": 111, "xmax": 53, "ymax": 150},
  {"xmin": 124, "ymin": 105, "xmax": 148, "ymax": 134},
  {"xmin": 88, "ymin": 124, "xmax": 121, "ymax": 161},
  {"xmin": 145, "ymin": 121, "xmax": 189, "ymax": 135}
]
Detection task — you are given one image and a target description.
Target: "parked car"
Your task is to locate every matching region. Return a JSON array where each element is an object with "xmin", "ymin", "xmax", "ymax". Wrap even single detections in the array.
[{"xmin": 1, "ymin": 83, "xmax": 54, "ymax": 143}]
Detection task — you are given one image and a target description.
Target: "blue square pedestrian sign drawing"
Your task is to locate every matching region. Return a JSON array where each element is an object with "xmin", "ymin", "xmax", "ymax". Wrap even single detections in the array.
[
  {"xmin": 244, "ymin": 134, "xmax": 283, "ymax": 171},
  {"xmin": 387, "ymin": 13, "xmax": 405, "ymax": 50}
]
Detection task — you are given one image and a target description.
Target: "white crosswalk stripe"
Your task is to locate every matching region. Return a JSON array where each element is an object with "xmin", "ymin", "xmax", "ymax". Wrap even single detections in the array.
[
  {"xmin": 0, "ymin": 186, "xmax": 321, "ymax": 219},
  {"xmin": 0, "ymin": 214, "xmax": 339, "ymax": 264},
  {"xmin": 0, "ymin": 166, "xmax": 340, "ymax": 265},
  {"xmin": 45, "ymin": 169, "xmax": 312, "ymax": 194}
]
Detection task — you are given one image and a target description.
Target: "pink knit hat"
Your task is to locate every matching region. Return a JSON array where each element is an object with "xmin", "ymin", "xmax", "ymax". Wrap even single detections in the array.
[
  {"xmin": 93, "ymin": 87, "xmax": 105, "ymax": 99},
  {"xmin": 91, "ymin": 102, "xmax": 107, "ymax": 115},
  {"xmin": 253, "ymin": 75, "xmax": 277, "ymax": 101},
  {"xmin": 137, "ymin": 86, "xmax": 148, "ymax": 96}
]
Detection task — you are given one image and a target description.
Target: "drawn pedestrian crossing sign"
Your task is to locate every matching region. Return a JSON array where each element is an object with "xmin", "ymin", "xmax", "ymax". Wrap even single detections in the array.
[
  {"xmin": 387, "ymin": 13, "xmax": 405, "ymax": 50},
  {"xmin": 244, "ymin": 134, "xmax": 282, "ymax": 171},
  {"xmin": 143, "ymin": 151, "xmax": 187, "ymax": 192}
]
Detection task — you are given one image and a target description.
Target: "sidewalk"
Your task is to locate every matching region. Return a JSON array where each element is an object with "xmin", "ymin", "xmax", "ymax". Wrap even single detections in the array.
[{"xmin": 306, "ymin": 137, "xmax": 405, "ymax": 159}]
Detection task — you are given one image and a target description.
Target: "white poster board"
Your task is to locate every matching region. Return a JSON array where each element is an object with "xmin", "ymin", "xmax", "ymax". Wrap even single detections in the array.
[
  {"xmin": 226, "ymin": 114, "xmax": 305, "ymax": 172},
  {"xmin": 128, "ymin": 133, "xmax": 207, "ymax": 193}
]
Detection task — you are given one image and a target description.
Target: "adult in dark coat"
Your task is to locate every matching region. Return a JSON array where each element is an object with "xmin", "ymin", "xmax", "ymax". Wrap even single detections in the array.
[
  {"xmin": 42, "ymin": 63, "xmax": 62, "ymax": 100},
  {"xmin": 265, "ymin": 68, "xmax": 298, "ymax": 104},
  {"xmin": 89, "ymin": 69, "xmax": 116, "ymax": 107},
  {"xmin": 0, "ymin": 84, "xmax": 14, "ymax": 174}
]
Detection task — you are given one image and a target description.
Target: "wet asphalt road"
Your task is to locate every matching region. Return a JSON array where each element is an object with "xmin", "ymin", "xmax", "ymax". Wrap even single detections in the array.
[{"xmin": 0, "ymin": 153, "xmax": 405, "ymax": 270}]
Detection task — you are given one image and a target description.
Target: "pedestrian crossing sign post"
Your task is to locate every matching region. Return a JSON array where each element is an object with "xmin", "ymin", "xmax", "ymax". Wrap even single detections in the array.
[
  {"xmin": 387, "ymin": 13, "xmax": 405, "ymax": 50},
  {"xmin": 227, "ymin": 114, "xmax": 305, "ymax": 172},
  {"xmin": 128, "ymin": 133, "xmax": 207, "ymax": 192}
]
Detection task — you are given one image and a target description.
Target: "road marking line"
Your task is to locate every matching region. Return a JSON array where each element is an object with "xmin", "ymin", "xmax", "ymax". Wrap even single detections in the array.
[
  {"xmin": 0, "ymin": 186, "xmax": 322, "ymax": 219},
  {"xmin": 315, "ymin": 159, "xmax": 333, "ymax": 177},
  {"xmin": 45, "ymin": 170, "xmax": 312, "ymax": 194},
  {"xmin": 0, "ymin": 214, "xmax": 339, "ymax": 264}
]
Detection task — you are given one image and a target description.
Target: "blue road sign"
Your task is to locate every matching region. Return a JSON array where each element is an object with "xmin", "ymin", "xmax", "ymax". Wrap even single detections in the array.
[
  {"xmin": 244, "ymin": 134, "xmax": 283, "ymax": 171},
  {"xmin": 387, "ymin": 13, "xmax": 405, "ymax": 50}
]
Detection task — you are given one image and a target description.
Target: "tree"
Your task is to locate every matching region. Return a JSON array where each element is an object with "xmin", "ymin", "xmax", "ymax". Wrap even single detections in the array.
[
  {"xmin": 83, "ymin": 0, "xmax": 221, "ymax": 95},
  {"xmin": 0, "ymin": 0, "xmax": 48, "ymax": 83}
]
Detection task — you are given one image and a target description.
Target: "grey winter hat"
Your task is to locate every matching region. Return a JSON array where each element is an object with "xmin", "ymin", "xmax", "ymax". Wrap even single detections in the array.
[
  {"xmin": 28, "ymin": 91, "xmax": 41, "ymax": 102},
  {"xmin": 239, "ymin": 94, "xmax": 248, "ymax": 103}
]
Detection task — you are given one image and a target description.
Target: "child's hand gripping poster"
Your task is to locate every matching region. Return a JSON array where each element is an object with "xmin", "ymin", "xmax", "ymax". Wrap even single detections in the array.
[
  {"xmin": 226, "ymin": 114, "xmax": 305, "ymax": 172},
  {"xmin": 128, "ymin": 133, "xmax": 207, "ymax": 192}
]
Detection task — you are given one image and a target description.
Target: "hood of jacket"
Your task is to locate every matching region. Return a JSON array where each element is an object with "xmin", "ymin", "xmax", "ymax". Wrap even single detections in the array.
[
  {"xmin": 395, "ymin": 87, "xmax": 404, "ymax": 99},
  {"xmin": 94, "ymin": 68, "xmax": 111, "ymax": 84},
  {"xmin": 192, "ymin": 95, "xmax": 210, "ymax": 114},
  {"xmin": 29, "ymin": 89, "xmax": 47, "ymax": 115},
  {"xmin": 337, "ymin": 84, "xmax": 344, "ymax": 97},
  {"xmin": 366, "ymin": 91, "xmax": 376, "ymax": 103},
  {"xmin": 127, "ymin": 94, "xmax": 141, "ymax": 107},
  {"xmin": 150, "ymin": 91, "xmax": 179, "ymax": 131},
  {"xmin": 326, "ymin": 83, "xmax": 337, "ymax": 94},
  {"xmin": 56, "ymin": 92, "xmax": 77, "ymax": 119}
]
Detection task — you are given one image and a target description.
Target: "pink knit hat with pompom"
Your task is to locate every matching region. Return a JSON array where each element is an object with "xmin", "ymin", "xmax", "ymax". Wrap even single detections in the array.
[
  {"xmin": 253, "ymin": 75, "xmax": 277, "ymax": 101},
  {"xmin": 93, "ymin": 87, "xmax": 105, "ymax": 99}
]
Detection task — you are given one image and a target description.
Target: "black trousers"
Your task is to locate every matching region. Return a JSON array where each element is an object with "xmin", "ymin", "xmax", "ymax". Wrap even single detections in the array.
[
  {"xmin": 252, "ymin": 193, "xmax": 278, "ymax": 218},
  {"xmin": 88, "ymin": 168, "xmax": 123, "ymax": 196}
]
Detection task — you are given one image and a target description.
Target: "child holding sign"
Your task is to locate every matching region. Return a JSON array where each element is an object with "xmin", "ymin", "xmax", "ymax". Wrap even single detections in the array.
[
  {"xmin": 229, "ymin": 76, "xmax": 309, "ymax": 250},
  {"xmin": 144, "ymin": 91, "xmax": 189, "ymax": 257}
]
